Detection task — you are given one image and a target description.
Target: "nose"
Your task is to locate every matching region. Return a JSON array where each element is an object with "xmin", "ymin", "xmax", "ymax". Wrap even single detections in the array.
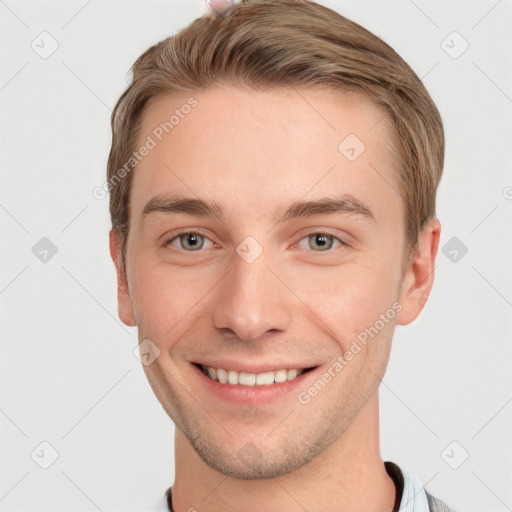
[{"xmin": 212, "ymin": 251, "xmax": 293, "ymax": 341}]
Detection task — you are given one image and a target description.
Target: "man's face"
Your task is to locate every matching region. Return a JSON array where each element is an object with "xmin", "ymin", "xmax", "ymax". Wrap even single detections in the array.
[{"xmin": 115, "ymin": 87, "xmax": 413, "ymax": 478}]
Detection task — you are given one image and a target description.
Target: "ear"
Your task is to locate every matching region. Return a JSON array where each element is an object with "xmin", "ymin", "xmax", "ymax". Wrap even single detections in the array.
[
  {"xmin": 109, "ymin": 229, "xmax": 137, "ymax": 327},
  {"xmin": 396, "ymin": 218, "xmax": 441, "ymax": 326}
]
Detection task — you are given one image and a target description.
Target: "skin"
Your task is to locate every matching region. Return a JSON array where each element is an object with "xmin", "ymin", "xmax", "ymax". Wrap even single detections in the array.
[{"xmin": 109, "ymin": 86, "xmax": 440, "ymax": 512}]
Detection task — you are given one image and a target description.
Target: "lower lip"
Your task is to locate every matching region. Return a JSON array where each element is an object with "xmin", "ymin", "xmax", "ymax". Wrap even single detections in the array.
[{"xmin": 191, "ymin": 364, "xmax": 317, "ymax": 406}]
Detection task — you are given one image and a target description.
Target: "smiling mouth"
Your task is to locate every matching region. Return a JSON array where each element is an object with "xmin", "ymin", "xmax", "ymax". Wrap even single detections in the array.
[{"xmin": 194, "ymin": 363, "xmax": 316, "ymax": 386}]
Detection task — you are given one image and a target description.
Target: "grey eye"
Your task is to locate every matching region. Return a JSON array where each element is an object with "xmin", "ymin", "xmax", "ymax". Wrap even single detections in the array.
[
  {"xmin": 178, "ymin": 233, "xmax": 205, "ymax": 251},
  {"xmin": 300, "ymin": 233, "xmax": 335, "ymax": 251},
  {"xmin": 165, "ymin": 231, "xmax": 216, "ymax": 252}
]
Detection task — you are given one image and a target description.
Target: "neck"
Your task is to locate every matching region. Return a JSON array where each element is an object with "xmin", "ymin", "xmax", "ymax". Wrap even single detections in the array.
[{"xmin": 171, "ymin": 391, "xmax": 395, "ymax": 512}]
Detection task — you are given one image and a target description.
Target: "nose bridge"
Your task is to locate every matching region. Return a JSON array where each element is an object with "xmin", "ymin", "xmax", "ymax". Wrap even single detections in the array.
[{"xmin": 212, "ymin": 249, "xmax": 293, "ymax": 341}]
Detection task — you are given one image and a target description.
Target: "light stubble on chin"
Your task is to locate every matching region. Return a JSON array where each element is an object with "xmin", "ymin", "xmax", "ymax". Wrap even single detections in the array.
[{"xmin": 147, "ymin": 345, "xmax": 389, "ymax": 481}]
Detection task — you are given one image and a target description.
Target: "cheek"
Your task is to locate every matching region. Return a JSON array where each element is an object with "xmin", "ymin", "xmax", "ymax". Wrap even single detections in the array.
[
  {"xmin": 286, "ymin": 259, "xmax": 400, "ymax": 348},
  {"xmin": 128, "ymin": 263, "xmax": 180, "ymax": 337},
  {"xmin": 128, "ymin": 257, "xmax": 221, "ymax": 339}
]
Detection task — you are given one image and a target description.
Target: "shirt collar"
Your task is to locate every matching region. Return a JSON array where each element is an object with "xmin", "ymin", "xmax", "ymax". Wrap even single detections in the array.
[
  {"xmin": 153, "ymin": 462, "xmax": 430, "ymax": 512},
  {"xmin": 395, "ymin": 463, "xmax": 430, "ymax": 512}
]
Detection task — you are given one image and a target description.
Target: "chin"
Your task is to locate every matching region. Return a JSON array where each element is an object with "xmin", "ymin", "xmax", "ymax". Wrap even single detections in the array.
[{"xmin": 185, "ymin": 423, "xmax": 337, "ymax": 481}]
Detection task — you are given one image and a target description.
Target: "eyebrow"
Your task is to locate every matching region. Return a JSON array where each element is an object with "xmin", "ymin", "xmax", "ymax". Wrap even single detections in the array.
[
  {"xmin": 142, "ymin": 193, "xmax": 376, "ymax": 224},
  {"xmin": 142, "ymin": 195, "xmax": 224, "ymax": 219},
  {"xmin": 274, "ymin": 194, "xmax": 375, "ymax": 223}
]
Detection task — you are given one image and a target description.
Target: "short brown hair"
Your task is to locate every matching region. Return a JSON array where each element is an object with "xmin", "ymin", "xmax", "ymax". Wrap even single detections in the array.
[{"xmin": 107, "ymin": 0, "xmax": 444, "ymax": 271}]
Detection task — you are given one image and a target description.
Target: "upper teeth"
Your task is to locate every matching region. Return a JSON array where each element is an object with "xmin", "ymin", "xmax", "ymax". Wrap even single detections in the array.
[{"xmin": 202, "ymin": 366, "xmax": 305, "ymax": 386}]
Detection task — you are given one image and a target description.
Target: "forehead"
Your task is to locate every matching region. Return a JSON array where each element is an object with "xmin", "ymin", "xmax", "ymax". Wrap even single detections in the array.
[{"xmin": 131, "ymin": 86, "xmax": 401, "ymax": 224}]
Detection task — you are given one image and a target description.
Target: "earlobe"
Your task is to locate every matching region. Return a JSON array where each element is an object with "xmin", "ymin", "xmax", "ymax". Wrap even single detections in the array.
[
  {"xmin": 396, "ymin": 218, "xmax": 441, "ymax": 326},
  {"xmin": 109, "ymin": 229, "xmax": 137, "ymax": 327}
]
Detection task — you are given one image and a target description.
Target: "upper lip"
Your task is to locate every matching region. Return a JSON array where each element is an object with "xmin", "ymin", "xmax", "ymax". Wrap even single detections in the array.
[{"xmin": 193, "ymin": 361, "xmax": 318, "ymax": 374}]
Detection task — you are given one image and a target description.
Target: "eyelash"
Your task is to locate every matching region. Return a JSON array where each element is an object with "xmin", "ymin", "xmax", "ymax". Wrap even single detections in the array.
[{"xmin": 163, "ymin": 230, "xmax": 347, "ymax": 252}]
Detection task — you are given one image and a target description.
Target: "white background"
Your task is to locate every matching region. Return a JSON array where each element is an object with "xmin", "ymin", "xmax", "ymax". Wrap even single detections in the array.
[{"xmin": 0, "ymin": 0, "xmax": 511, "ymax": 511}]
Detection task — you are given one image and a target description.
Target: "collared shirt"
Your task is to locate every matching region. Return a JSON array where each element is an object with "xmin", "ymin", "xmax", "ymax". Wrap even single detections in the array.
[
  {"xmin": 386, "ymin": 462, "xmax": 430, "ymax": 512},
  {"xmin": 151, "ymin": 462, "xmax": 440, "ymax": 512}
]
